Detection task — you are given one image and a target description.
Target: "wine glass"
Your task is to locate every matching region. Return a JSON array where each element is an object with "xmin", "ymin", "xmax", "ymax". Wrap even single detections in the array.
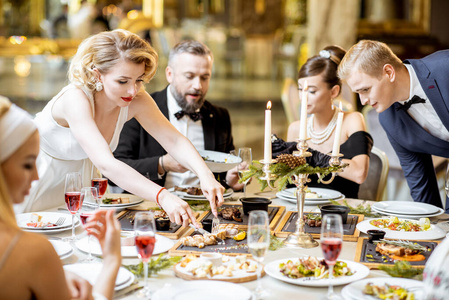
[
  {"xmin": 91, "ymin": 177, "xmax": 108, "ymax": 202},
  {"xmin": 238, "ymin": 147, "xmax": 252, "ymax": 197},
  {"xmin": 320, "ymin": 214, "xmax": 344, "ymax": 300},
  {"xmin": 134, "ymin": 212, "xmax": 156, "ymax": 298},
  {"xmin": 64, "ymin": 172, "xmax": 82, "ymax": 241},
  {"xmin": 79, "ymin": 187, "xmax": 100, "ymax": 262},
  {"xmin": 248, "ymin": 210, "xmax": 270, "ymax": 299}
]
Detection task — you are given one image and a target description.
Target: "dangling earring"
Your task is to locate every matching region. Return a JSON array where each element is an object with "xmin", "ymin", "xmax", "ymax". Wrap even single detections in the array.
[
  {"xmin": 95, "ymin": 81, "xmax": 103, "ymax": 92},
  {"xmin": 331, "ymin": 99, "xmax": 335, "ymax": 110}
]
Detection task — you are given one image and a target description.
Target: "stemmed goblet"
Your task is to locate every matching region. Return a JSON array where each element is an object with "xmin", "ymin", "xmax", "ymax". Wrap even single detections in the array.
[
  {"xmin": 64, "ymin": 172, "xmax": 82, "ymax": 241},
  {"xmin": 320, "ymin": 214, "xmax": 344, "ymax": 300},
  {"xmin": 248, "ymin": 210, "xmax": 270, "ymax": 299},
  {"xmin": 134, "ymin": 212, "xmax": 157, "ymax": 298},
  {"xmin": 238, "ymin": 147, "xmax": 252, "ymax": 197},
  {"xmin": 92, "ymin": 177, "xmax": 108, "ymax": 202},
  {"xmin": 79, "ymin": 187, "xmax": 100, "ymax": 262}
]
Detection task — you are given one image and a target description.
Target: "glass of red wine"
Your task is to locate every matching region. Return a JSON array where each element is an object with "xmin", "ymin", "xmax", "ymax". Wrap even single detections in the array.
[
  {"xmin": 134, "ymin": 211, "xmax": 156, "ymax": 298},
  {"xmin": 79, "ymin": 187, "xmax": 100, "ymax": 262},
  {"xmin": 320, "ymin": 214, "xmax": 343, "ymax": 300},
  {"xmin": 64, "ymin": 172, "xmax": 82, "ymax": 240},
  {"xmin": 91, "ymin": 177, "xmax": 108, "ymax": 202}
]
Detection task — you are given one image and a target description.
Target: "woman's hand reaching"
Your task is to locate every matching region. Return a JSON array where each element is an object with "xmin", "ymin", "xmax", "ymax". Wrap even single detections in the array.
[
  {"xmin": 158, "ymin": 189, "xmax": 201, "ymax": 228},
  {"xmin": 200, "ymin": 175, "xmax": 225, "ymax": 217}
]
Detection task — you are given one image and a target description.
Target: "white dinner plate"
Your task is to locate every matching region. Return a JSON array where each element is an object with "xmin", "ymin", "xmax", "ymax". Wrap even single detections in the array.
[
  {"xmin": 152, "ymin": 280, "xmax": 253, "ymax": 300},
  {"xmin": 341, "ymin": 277, "xmax": 424, "ymax": 300},
  {"xmin": 169, "ymin": 187, "xmax": 234, "ymax": 200},
  {"xmin": 264, "ymin": 257, "xmax": 369, "ymax": 287},
  {"xmin": 97, "ymin": 193, "xmax": 144, "ymax": 208},
  {"xmin": 49, "ymin": 240, "xmax": 73, "ymax": 259},
  {"xmin": 16, "ymin": 212, "xmax": 79, "ymax": 233},
  {"xmin": 63, "ymin": 263, "xmax": 134, "ymax": 291},
  {"xmin": 356, "ymin": 218, "xmax": 446, "ymax": 240},
  {"xmin": 372, "ymin": 201, "xmax": 440, "ymax": 215},
  {"xmin": 198, "ymin": 150, "xmax": 242, "ymax": 173},
  {"xmin": 276, "ymin": 187, "xmax": 343, "ymax": 201},
  {"xmin": 372, "ymin": 206, "xmax": 445, "ymax": 219},
  {"xmin": 277, "ymin": 194, "xmax": 345, "ymax": 206},
  {"xmin": 75, "ymin": 233, "xmax": 174, "ymax": 257}
]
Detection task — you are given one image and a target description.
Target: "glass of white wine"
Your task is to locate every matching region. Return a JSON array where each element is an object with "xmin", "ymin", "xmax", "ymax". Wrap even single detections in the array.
[
  {"xmin": 238, "ymin": 147, "xmax": 252, "ymax": 197},
  {"xmin": 248, "ymin": 210, "xmax": 270, "ymax": 299}
]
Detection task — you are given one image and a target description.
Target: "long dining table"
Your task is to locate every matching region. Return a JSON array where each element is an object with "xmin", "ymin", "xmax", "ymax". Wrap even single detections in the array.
[{"xmin": 40, "ymin": 188, "xmax": 449, "ymax": 299}]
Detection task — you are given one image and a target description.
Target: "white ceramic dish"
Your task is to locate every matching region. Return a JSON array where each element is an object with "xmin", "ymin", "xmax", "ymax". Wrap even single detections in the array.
[
  {"xmin": 356, "ymin": 218, "xmax": 446, "ymax": 240},
  {"xmin": 277, "ymin": 194, "xmax": 345, "ymax": 206},
  {"xmin": 63, "ymin": 263, "xmax": 134, "ymax": 291},
  {"xmin": 372, "ymin": 201, "xmax": 440, "ymax": 215},
  {"xmin": 341, "ymin": 277, "xmax": 424, "ymax": 300},
  {"xmin": 277, "ymin": 187, "xmax": 343, "ymax": 200},
  {"xmin": 17, "ymin": 212, "xmax": 79, "ymax": 233},
  {"xmin": 152, "ymin": 280, "xmax": 252, "ymax": 300},
  {"xmin": 198, "ymin": 150, "xmax": 242, "ymax": 173},
  {"xmin": 264, "ymin": 257, "xmax": 369, "ymax": 287},
  {"xmin": 372, "ymin": 206, "xmax": 445, "ymax": 219},
  {"xmin": 75, "ymin": 233, "xmax": 174, "ymax": 257},
  {"xmin": 97, "ymin": 193, "xmax": 144, "ymax": 208},
  {"xmin": 49, "ymin": 240, "xmax": 73, "ymax": 259}
]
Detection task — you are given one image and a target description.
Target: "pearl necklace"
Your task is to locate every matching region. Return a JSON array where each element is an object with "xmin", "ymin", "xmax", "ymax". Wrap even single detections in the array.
[{"xmin": 307, "ymin": 109, "xmax": 338, "ymax": 144}]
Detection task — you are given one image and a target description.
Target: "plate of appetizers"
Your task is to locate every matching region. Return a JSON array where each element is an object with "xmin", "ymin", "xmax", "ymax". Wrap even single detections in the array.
[
  {"xmin": 341, "ymin": 277, "xmax": 424, "ymax": 300},
  {"xmin": 16, "ymin": 212, "xmax": 77, "ymax": 232},
  {"xmin": 97, "ymin": 193, "xmax": 144, "ymax": 208},
  {"xmin": 198, "ymin": 150, "xmax": 242, "ymax": 173},
  {"xmin": 169, "ymin": 186, "xmax": 234, "ymax": 200},
  {"xmin": 264, "ymin": 256, "xmax": 369, "ymax": 287},
  {"xmin": 153, "ymin": 280, "xmax": 253, "ymax": 300},
  {"xmin": 75, "ymin": 233, "xmax": 174, "ymax": 257},
  {"xmin": 63, "ymin": 263, "xmax": 135, "ymax": 291},
  {"xmin": 356, "ymin": 216, "xmax": 446, "ymax": 240}
]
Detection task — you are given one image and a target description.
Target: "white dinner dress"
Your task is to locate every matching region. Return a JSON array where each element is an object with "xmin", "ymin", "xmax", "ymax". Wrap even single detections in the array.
[{"xmin": 15, "ymin": 84, "xmax": 128, "ymax": 213}]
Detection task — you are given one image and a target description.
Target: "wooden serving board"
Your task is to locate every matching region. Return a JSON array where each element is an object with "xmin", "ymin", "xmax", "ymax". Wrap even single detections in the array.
[
  {"xmin": 274, "ymin": 212, "xmax": 364, "ymax": 242},
  {"xmin": 198, "ymin": 202, "xmax": 285, "ymax": 231},
  {"xmin": 354, "ymin": 237, "xmax": 440, "ymax": 269},
  {"xmin": 116, "ymin": 209, "xmax": 196, "ymax": 240},
  {"xmin": 173, "ymin": 256, "xmax": 264, "ymax": 283}
]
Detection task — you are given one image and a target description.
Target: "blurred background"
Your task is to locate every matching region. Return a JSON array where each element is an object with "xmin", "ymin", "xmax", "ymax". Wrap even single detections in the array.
[{"xmin": 1, "ymin": 0, "xmax": 448, "ymax": 200}]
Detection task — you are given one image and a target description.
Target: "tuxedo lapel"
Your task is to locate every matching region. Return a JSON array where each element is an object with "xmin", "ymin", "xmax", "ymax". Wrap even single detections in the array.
[{"xmin": 152, "ymin": 87, "xmax": 169, "ymax": 118}]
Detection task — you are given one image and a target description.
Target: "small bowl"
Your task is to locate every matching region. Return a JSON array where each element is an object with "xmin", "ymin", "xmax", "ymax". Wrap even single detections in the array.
[
  {"xmin": 155, "ymin": 218, "xmax": 170, "ymax": 231},
  {"xmin": 120, "ymin": 231, "xmax": 135, "ymax": 246},
  {"xmin": 367, "ymin": 229, "xmax": 386, "ymax": 242},
  {"xmin": 240, "ymin": 197, "xmax": 272, "ymax": 215},
  {"xmin": 200, "ymin": 253, "xmax": 222, "ymax": 267},
  {"xmin": 201, "ymin": 219, "xmax": 213, "ymax": 233},
  {"xmin": 319, "ymin": 205, "xmax": 350, "ymax": 224}
]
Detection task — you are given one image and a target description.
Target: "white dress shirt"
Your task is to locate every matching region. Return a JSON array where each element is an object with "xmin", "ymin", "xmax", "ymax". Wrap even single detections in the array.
[
  {"xmin": 164, "ymin": 86, "xmax": 205, "ymax": 189},
  {"xmin": 402, "ymin": 64, "xmax": 449, "ymax": 141}
]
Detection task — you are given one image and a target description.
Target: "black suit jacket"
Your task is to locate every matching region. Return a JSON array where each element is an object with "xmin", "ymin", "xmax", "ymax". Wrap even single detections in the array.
[{"xmin": 113, "ymin": 87, "xmax": 235, "ymax": 187}]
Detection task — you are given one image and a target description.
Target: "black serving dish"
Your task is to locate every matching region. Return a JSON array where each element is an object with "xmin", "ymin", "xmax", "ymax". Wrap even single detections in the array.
[
  {"xmin": 319, "ymin": 205, "xmax": 350, "ymax": 224},
  {"xmin": 201, "ymin": 219, "xmax": 213, "ymax": 232},
  {"xmin": 367, "ymin": 229, "xmax": 386, "ymax": 242},
  {"xmin": 239, "ymin": 197, "xmax": 272, "ymax": 215},
  {"xmin": 155, "ymin": 218, "xmax": 171, "ymax": 231}
]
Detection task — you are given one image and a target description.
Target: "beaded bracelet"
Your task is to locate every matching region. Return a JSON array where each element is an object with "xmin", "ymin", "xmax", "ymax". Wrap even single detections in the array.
[{"xmin": 156, "ymin": 187, "xmax": 166, "ymax": 208}]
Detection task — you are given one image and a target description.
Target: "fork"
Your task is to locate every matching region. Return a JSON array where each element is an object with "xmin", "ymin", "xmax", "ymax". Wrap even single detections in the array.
[
  {"xmin": 54, "ymin": 217, "xmax": 66, "ymax": 226},
  {"xmin": 211, "ymin": 216, "xmax": 225, "ymax": 245}
]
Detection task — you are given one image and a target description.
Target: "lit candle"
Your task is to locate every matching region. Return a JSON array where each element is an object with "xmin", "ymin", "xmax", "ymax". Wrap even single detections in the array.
[
  {"xmin": 332, "ymin": 102, "xmax": 344, "ymax": 156},
  {"xmin": 299, "ymin": 81, "xmax": 308, "ymax": 140},
  {"xmin": 264, "ymin": 101, "xmax": 272, "ymax": 162}
]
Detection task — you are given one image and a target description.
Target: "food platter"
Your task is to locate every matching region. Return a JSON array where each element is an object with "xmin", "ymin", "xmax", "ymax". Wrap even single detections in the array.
[
  {"xmin": 356, "ymin": 218, "xmax": 446, "ymax": 240},
  {"xmin": 75, "ymin": 233, "xmax": 174, "ymax": 257},
  {"xmin": 16, "ymin": 212, "xmax": 79, "ymax": 233},
  {"xmin": 169, "ymin": 187, "xmax": 234, "ymax": 201},
  {"xmin": 198, "ymin": 150, "xmax": 242, "ymax": 173},
  {"xmin": 341, "ymin": 277, "xmax": 424, "ymax": 300},
  {"xmin": 264, "ymin": 257, "xmax": 370, "ymax": 287},
  {"xmin": 152, "ymin": 280, "xmax": 253, "ymax": 300},
  {"xmin": 63, "ymin": 263, "xmax": 135, "ymax": 291},
  {"xmin": 96, "ymin": 193, "xmax": 144, "ymax": 208}
]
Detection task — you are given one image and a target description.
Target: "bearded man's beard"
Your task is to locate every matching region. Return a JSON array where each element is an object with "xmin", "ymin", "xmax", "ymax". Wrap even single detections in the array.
[{"xmin": 171, "ymin": 86, "xmax": 205, "ymax": 113}]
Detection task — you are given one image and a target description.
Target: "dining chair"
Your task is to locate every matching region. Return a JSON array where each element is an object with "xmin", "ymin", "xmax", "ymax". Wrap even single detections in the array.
[{"xmin": 359, "ymin": 146, "xmax": 389, "ymax": 202}]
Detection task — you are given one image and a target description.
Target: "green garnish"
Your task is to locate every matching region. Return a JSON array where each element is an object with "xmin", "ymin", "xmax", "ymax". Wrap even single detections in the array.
[
  {"xmin": 269, "ymin": 233, "xmax": 284, "ymax": 251},
  {"xmin": 123, "ymin": 254, "xmax": 182, "ymax": 277},
  {"xmin": 378, "ymin": 261, "xmax": 423, "ymax": 279},
  {"xmin": 102, "ymin": 198, "xmax": 113, "ymax": 204},
  {"xmin": 374, "ymin": 239, "xmax": 428, "ymax": 251},
  {"xmin": 329, "ymin": 199, "xmax": 381, "ymax": 217}
]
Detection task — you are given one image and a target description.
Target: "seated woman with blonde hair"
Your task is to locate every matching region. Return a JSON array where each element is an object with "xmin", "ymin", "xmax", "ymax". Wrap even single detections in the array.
[
  {"xmin": 286, "ymin": 46, "xmax": 373, "ymax": 198},
  {"xmin": 0, "ymin": 97, "xmax": 121, "ymax": 300}
]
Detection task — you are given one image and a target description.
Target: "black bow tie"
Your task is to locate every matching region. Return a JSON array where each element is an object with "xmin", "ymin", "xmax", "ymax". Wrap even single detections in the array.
[
  {"xmin": 396, "ymin": 95, "xmax": 426, "ymax": 111},
  {"xmin": 174, "ymin": 110, "xmax": 203, "ymax": 122}
]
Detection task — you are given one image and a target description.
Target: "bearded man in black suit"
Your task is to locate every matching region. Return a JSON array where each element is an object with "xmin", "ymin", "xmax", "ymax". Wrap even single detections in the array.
[{"xmin": 113, "ymin": 40, "xmax": 243, "ymax": 191}]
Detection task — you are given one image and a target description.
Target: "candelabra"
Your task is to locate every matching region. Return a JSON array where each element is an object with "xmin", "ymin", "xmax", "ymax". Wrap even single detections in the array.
[{"xmin": 259, "ymin": 138, "xmax": 343, "ymax": 248}]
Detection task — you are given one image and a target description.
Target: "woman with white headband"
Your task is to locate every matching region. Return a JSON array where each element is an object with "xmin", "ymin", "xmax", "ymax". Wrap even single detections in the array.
[
  {"xmin": 16, "ymin": 29, "xmax": 224, "ymax": 226},
  {"xmin": 286, "ymin": 45, "xmax": 373, "ymax": 198},
  {"xmin": 0, "ymin": 97, "xmax": 121, "ymax": 299}
]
